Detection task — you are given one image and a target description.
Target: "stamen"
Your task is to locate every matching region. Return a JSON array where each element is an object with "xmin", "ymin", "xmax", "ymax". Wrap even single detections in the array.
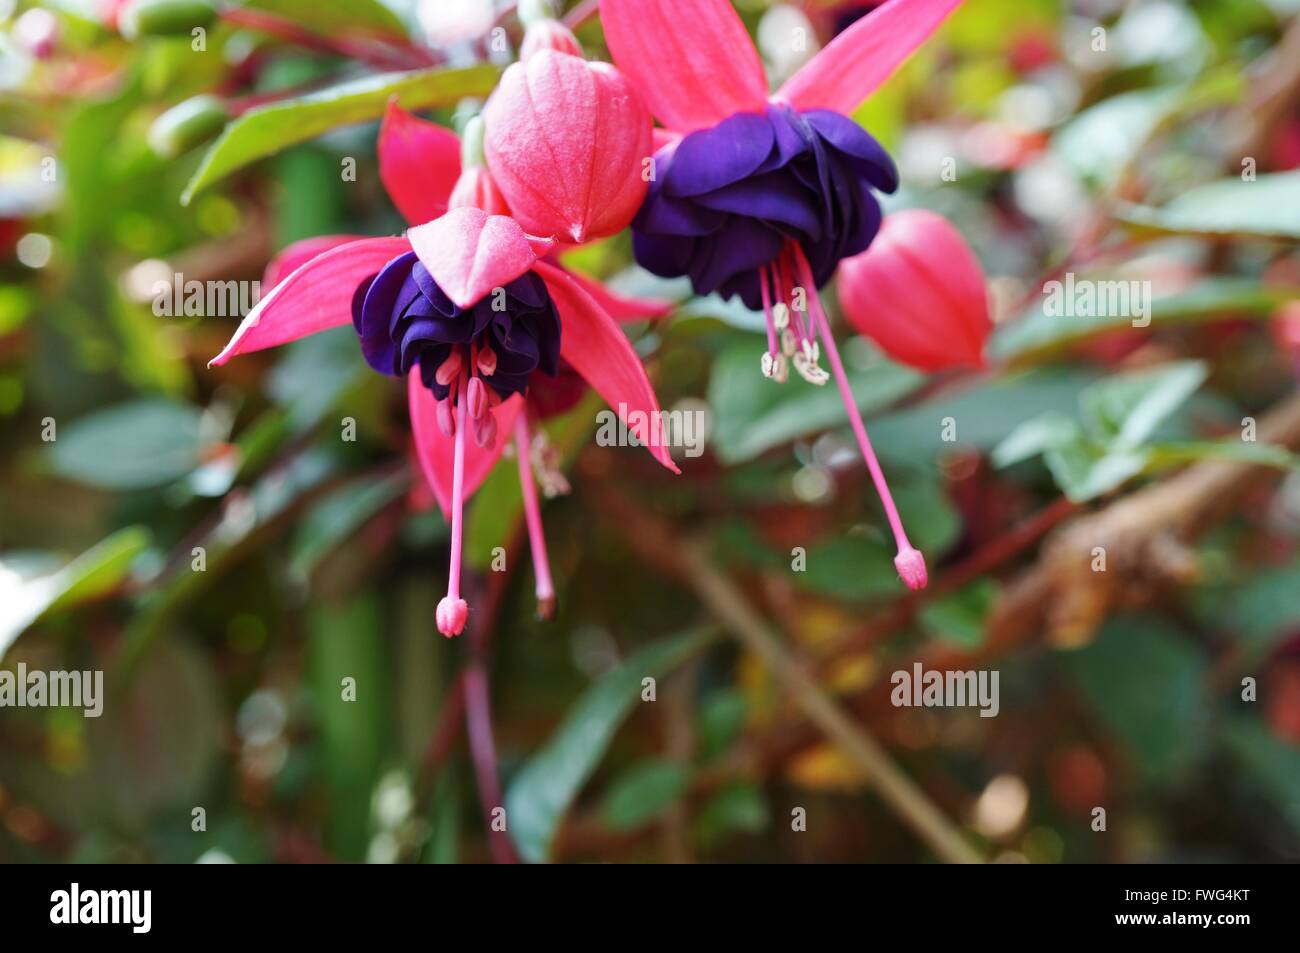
[
  {"xmin": 759, "ymin": 263, "xmax": 778, "ymax": 374},
  {"xmin": 477, "ymin": 345, "xmax": 497, "ymax": 377},
  {"xmin": 436, "ymin": 372, "xmax": 471, "ymax": 636},
  {"xmin": 467, "ymin": 376, "xmax": 487, "ymax": 420},
  {"xmin": 435, "ymin": 397, "xmax": 455, "ymax": 437},
  {"xmin": 435, "ymin": 350, "xmax": 463, "ymax": 388},
  {"xmin": 792, "ymin": 245, "xmax": 927, "ymax": 590},
  {"xmin": 515, "ymin": 409, "xmax": 557, "ymax": 620}
]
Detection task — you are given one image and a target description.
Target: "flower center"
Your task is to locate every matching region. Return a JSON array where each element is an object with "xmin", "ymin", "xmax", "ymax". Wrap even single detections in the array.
[
  {"xmin": 631, "ymin": 102, "xmax": 898, "ymax": 309},
  {"xmin": 352, "ymin": 250, "xmax": 561, "ymax": 446}
]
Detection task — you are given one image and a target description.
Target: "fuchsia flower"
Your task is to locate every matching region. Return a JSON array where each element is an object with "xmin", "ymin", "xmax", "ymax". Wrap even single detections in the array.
[
  {"xmin": 212, "ymin": 102, "xmax": 677, "ymax": 638},
  {"xmin": 483, "ymin": 48, "xmax": 653, "ymax": 244},
  {"xmin": 838, "ymin": 209, "xmax": 991, "ymax": 372},
  {"xmin": 600, "ymin": 0, "xmax": 963, "ymax": 590}
]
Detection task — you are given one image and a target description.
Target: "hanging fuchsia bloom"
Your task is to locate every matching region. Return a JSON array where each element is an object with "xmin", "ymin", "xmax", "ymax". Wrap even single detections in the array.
[
  {"xmin": 215, "ymin": 105, "xmax": 677, "ymax": 637},
  {"xmin": 600, "ymin": 0, "xmax": 960, "ymax": 590},
  {"xmin": 838, "ymin": 209, "xmax": 990, "ymax": 372},
  {"xmin": 483, "ymin": 48, "xmax": 653, "ymax": 244}
]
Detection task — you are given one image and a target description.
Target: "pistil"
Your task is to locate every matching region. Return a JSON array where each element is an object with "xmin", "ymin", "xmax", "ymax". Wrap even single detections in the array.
[{"xmin": 436, "ymin": 369, "xmax": 472, "ymax": 636}]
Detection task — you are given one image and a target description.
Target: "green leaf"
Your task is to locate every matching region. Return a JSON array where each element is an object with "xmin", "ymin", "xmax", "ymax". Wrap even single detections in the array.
[
  {"xmin": 696, "ymin": 782, "xmax": 769, "ymax": 846},
  {"xmin": 1052, "ymin": 87, "xmax": 1184, "ymax": 186},
  {"xmin": 504, "ymin": 631, "xmax": 712, "ymax": 863},
  {"xmin": 1220, "ymin": 716, "xmax": 1300, "ymax": 835},
  {"xmin": 49, "ymin": 399, "xmax": 205, "ymax": 489},
  {"xmin": 1147, "ymin": 440, "xmax": 1300, "ymax": 469},
  {"xmin": 1119, "ymin": 171, "xmax": 1300, "ymax": 239},
  {"xmin": 0, "ymin": 527, "xmax": 151, "ymax": 661},
  {"xmin": 919, "ymin": 580, "xmax": 998, "ymax": 649},
  {"xmin": 990, "ymin": 279, "xmax": 1298, "ymax": 364},
  {"xmin": 290, "ymin": 471, "xmax": 407, "ymax": 578},
  {"xmin": 708, "ymin": 338, "xmax": 921, "ymax": 464},
  {"xmin": 1061, "ymin": 616, "xmax": 1209, "ymax": 780},
  {"xmin": 182, "ymin": 65, "xmax": 500, "ymax": 204},
  {"xmin": 697, "ymin": 689, "xmax": 748, "ymax": 761},
  {"xmin": 600, "ymin": 759, "xmax": 690, "ymax": 831},
  {"xmin": 1043, "ymin": 440, "xmax": 1148, "ymax": 502},
  {"xmin": 238, "ymin": 0, "xmax": 409, "ymax": 38},
  {"xmin": 1077, "ymin": 360, "xmax": 1207, "ymax": 449},
  {"xmin": 1212, "ymin": 562, "xmax": 1300, "ymax": 660},
  {"xmin": 991, "ymin": 413, "xmax": 1079, "ymax": 468}
]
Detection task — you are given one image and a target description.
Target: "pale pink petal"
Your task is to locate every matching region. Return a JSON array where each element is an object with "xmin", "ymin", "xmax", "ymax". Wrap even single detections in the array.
[
  {"xmin": 777, "ymin": 0, "xmax": 962, "ymax": 115},
  {"xmin": 263, "ymin": 234, "xmax": 367, "ymax": 289},
  {"xmin": 536, "ymin": 261, "xmax": 680, "ymax": 474},
  {"xmin": 407, "ymin": 207, "xmax": 551, "ymax": 309},
  {"xmin": 378, "ymin": 100, "xmax": 462, "ymax": 225},
  {"xmin": 210, "ymin": 236, "xmax": 411, "ymax": 367},
  {"xmin": 409, "ymin": 371, "xmax": 520, "ymax": 518},
  {"xmin": 600, "ymin": 0, "xmax": 767, "ymax": 133}
]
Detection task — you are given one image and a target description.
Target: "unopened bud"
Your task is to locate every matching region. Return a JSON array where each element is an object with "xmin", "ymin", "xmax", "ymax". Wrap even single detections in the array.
[
  {"xmin": 120, "ymin": 0, "xmax": 217, "ymax": 39},
  {"xmin": 520, "ymin": 20, "xmax": 583, "ymax": 60},
  {"xmin": 147, "ymin": 95, "xmax": 229, "ymax": 159}
]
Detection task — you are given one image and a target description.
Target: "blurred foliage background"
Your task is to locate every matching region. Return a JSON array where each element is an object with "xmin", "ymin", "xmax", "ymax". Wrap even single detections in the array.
[{"xmin": 2, "ymin": 0, "xmax": 1300, "ymax": 864}]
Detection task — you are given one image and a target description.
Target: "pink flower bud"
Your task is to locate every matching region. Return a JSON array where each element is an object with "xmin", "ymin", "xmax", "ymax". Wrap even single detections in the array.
[
  {"xmin": 448, "ymin": 166, "xmax": 511, "ymax": 216},
  {"xmin": 837, "ymin": 210, "xmax": 991, "ymax": 372},
  {"xmin": 520, "ymin": 20, "xmax": 583, "ymax": 60},
  {"xmin": 483, "ymin": 49, "xmax": 653, "ymax": 243}
]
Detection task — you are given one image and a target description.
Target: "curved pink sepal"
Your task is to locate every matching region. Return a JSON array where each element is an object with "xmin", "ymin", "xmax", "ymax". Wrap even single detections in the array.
[
  {"xmin": 210, "ymin": 236, "xmax": 412, "ymax": 367},
  {"xmin": 563, "ymin": 268, "xmax": 676, "ymax": 323},
  {"xmin": 409, "ymin": 371, "xmax": 520, "ymax": 518},
  {"xmin": 778, "ymin": 0, "xmax": 962, "ymax": 115},
  {"xmin": 407, "ymin": 208, "xmax": 551, "ymax": 310},
  {"xmin": 600, "ymin": 0, "xmax": 767, "ymax": 133},
  {"xmin": 263, "ymin": 234, "xmax": 368, "ymax": 289},
  {"xmin": 378, "ymin": 100, "xmax": 462, "ymax": 225},
  {"xmin": 535, "ymin": 261, "xmax": 680, "ymax": 474}
]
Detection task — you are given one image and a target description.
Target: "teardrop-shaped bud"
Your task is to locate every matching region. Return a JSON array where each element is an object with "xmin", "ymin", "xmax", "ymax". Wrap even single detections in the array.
[
  {"xmin": 837, "ymin": 210, "xmax": 991, "ymax": 372},
  {"xmin": 520, "ymin": 19, "xmax": 583, "ymax": 60},
  {"xmin": 148, "ymin": 95, "xmax": 229, "ymax": 159},
  {"xmin": 483, "ymin": 49, "xmax": 653, "ymax": 244},
  {"xmin": 448, "ymin": 166, "xmax": 511, "ymax": 216}
]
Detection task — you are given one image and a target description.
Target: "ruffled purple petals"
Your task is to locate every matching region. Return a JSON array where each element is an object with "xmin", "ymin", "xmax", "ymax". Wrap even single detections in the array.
[
  {"xmin": 352, "ymin": 256, "xmax": 561, "ymax": 402},
  {"xmin": 632, "ymin": 103, "xmax": 898, "ymax": 309}
]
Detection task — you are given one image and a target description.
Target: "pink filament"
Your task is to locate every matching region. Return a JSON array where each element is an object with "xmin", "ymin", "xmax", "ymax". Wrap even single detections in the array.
[
  {"xmin": 514, "ymin": 408, "xmax": 556, "ymax": 612},
  {"xmin": 792, "ymin": 246, "xmax": 924, "ymax": 585},
  {"xmin": 760, "ymin": 264, "xmax": 777, "ymax": 356}
]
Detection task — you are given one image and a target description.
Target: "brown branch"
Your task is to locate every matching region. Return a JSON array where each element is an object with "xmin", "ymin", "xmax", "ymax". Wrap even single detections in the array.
[{"xmin": 591, "ymin": 484, "xmax": 983, "ymax": 864}]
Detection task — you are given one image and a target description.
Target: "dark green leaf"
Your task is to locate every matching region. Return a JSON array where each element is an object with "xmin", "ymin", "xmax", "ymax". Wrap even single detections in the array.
[
  {"xmin": 49, "ymin": 399, "xmax": 205, "ymax": 489},
  {"xmin": 1061, "ymin": 616, "xmax": 1209, "ymax": 780},
  {"xmin": 1119, "ymin": 171, "xmax": 1300, "ymax": 239},
  {"xmin": 0, "ymin": 527, "xmax": 151, "ymax": 660},
  {"xmin": 182, "ymin": 65, "xmax": 500, "ymax": 203},
  {"xmin": 600, "ymin": 759, "xmax": 690, "ymax": 831},
  {"xmin": 505, "ymin": 630, "xmax": 712, "ymax": 863}
]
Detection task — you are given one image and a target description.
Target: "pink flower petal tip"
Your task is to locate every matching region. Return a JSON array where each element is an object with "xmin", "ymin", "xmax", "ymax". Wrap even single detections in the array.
[
  {"xmin": 895, "ymin": 547, "xmax": 928, "ymax": 591},
  {"xmin": 436, "ymin": 596, "xmax": 469, "ymax": 637}
]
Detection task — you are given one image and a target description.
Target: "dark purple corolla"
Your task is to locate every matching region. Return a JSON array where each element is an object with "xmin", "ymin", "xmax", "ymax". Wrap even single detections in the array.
[{"xmin": 633, "ymin": 104, "xmax": 897, "ymax": 311}]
